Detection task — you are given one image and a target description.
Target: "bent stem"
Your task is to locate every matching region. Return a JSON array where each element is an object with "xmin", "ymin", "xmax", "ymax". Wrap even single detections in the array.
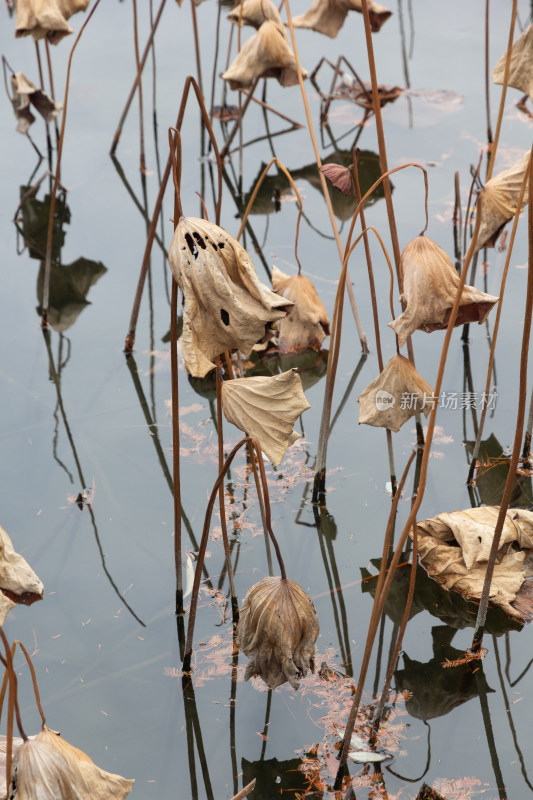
[
  {"xmin": 14, "ymin": 641, "xmax": 46, "ymax": 730},
  {"xmin": 0, "ymin": 629, "xmax": 27, "ymax": 792},
  {"xmin": 472, "ymin": 150, "xmax": 533, "ymax": 650},
  {"xmin": 485, "ymin": 0, "xmax": 517, "ymax": 181}
]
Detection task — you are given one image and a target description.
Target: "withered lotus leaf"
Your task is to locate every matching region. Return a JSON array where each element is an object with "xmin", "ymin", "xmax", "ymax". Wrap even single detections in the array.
[
  {"xmin": 271, "ymin": 266, "xmax": 330, "ymax": 352},
  {"xmin": 168, "ymin": 217, "xmax": 292, "ymax": 378},
  {"xmin": 0, "ymin": 524, "xmax": 43, "ymax": 625},
  {"xmin": 319, "ymin": 163, "xmax": 352, "ymax": 196},
  {"xmin": 413, "ymin": 506, "xmax": 533, "ymax": 619},
  {"xmin": 388, "ymin": 235, "xmax": 499, "ymax": 348},
  {"xmin": 492, "ymin": 24, "xmax": 533, "ymax": 101},
  {"xmin": 10, "ymin": 72, "xmax": 62, "ymax": 134},
  {"xmin": 291, "ymin": 0, "xmax": 392, "ymax": 39},
  {"xmin": 10, "ymin": 731, "xmax": 134, "ymax": 799},
  {"xmin": 237, "ymin": 576, "xmax": 319, "ymax": 689},
  {"xmin": 228, "ymin": 0, "xmax": 283, "ymax": 29},
  {"xmin": 221, "ymin": 370, "xmax": 310, "ymax": 466},
  {"xmin": 221, "ymin": 20, "xmax": 307, "ymax": 90},
  {"xmin": 475, "ymin": 151, "xmax": 531, "ymax": 252},
  {"xmin": 357, "ymin": 354, "xmax": 433, "ymax": 433},
  {"xmin": 15, "ymin": 0, "xmax": 90, "ymax": 43}
]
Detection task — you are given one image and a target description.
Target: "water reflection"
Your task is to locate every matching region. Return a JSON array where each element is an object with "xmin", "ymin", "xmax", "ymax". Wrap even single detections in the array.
[
  {"xmin": 465, "ymin": 433, "xmax": 533, "ymax": 508},
  {"xmin": 242, "ymin": 754, "xmax": 323, "ymax": 800}
]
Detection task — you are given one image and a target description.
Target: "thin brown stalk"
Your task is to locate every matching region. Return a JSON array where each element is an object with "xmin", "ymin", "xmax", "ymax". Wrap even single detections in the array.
[
  {"xmin": 171, "ymin": 279, "xmax": 183, "ymax": 612},
  {"xmin": 248, "ymin": 444, "xmax": 273, "ymax": 576},
  {"xmin": 41, "ymin": 0, "xmax": 102, "ymax": 325},
  {"xmin": 230, "ymin": 779, "xmax": 257, "ymax": 800},
  {"xmin": 485, "ymin": 0, "xmax": 517, "ymax": 181},
  {"xmin": 14, "ymin": 641, "xmax": 46, "ymax": 729},
  {"xmin": 0, "ymin": 629, "xmax": 27, "ymax": 797},
  {"xmin": 485, "ymin": 0, "xmax": 493, "ymax": 144},
  {"xmin": 248, "ymin": 93, "xmax": 302, "ymax": 127},
  {"xmin": 466, "ymin": 166, "xmax": 529, "ymax": 484},
  {"xmin": 125, "ymin": 75, "xmax": 223, "ymax": 352},
  {"xmin": 220, "ymin": 79, "xmax": 259, "ymax": 160},
  {"xmin": 110, "ymin": 0, "xmax": 167, "ymax": 154},
  {"xmin": 216, "ymin": 368, "xmax": 239, "ymax": 619},
  {"xmin": 190, "ymin": 0, "xmax": 204, "ymax": 96},
  {"xmin": 132, "ymin": 0, "xmax": 147, "ymax": 173},
  {"xmin": 472, "ymin": 148, "xmax": 533, "ymax": 649},
  {"xmin": 284, "ymin": 0, "xmax": 368, "ymax": 351},
  {"xmin": 44, "ymin": 41, "xmax": 59, "ymax": 150}
]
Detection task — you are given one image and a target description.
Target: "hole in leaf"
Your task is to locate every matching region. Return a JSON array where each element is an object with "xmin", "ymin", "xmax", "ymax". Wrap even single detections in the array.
[
  {"xmin": 184, "ymin": 233, "xmax": 198, "ymax": 260},
  {"xmin": 193, "ymin": 231, "xmax": 207, "ymax": 250},
  {"xmin": 220, "ymin": 309, "xmax": 230, "ymax": 326}
]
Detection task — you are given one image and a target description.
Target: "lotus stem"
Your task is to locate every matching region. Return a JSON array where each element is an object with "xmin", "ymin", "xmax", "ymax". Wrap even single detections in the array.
[
  {"xmin": 466, "ymin": 166, "xmax": 529, "ymax": 484},
  {"xmin": 110, "ymin": 0, "xmax": 167, "ymax": 154},
  {"xmin": 521, "ymin": 388, "xmax": 533, "ymax": 469},
  {"xmin": 220, "ymin": 79, "xmax": 259, "ymax": 160},
  {"xmin": 248, "ymin": 443, "xmax": 274, "ymax": 576},
  {"xmin": 216, "ymin": 368, "xmax": 239, "ymax": 620},
  {"xmin": 485, "ymin": 0, "xmax": 517, "ymax": 181},
  {"xmin": 0, "ymin": 630, "xmax": 27, "ymax": 755},
  {"xmin": 171, "ymin": 280, "xmax": 183, "ymax": 613},
  {"xmin": 13, "ymin": 641, "xmax": 46, "ymax": 729},
  {"xmin": 125, "ymin": 75, "xmax": 223, "ymax": 352},
  {"xmin": 34, "ymin": 41, "xmax": 53, "ymax": 170},
  {"xmin": 472, "ymin": 150, "xmax": 533, "ymax": 650},
  {"xmin": 41, "ymin": 0, "xmax": 102, "ymax": 326},
  {"xmin": 484, "ymin": 0, "xmax": 493, "ymax": 144},
  {"xmin": 132, "ymin": 0, "xmax": 146, "ymax": 173}
]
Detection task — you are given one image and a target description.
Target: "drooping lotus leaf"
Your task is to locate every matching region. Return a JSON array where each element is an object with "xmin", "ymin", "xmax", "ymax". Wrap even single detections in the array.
[
  {"xmin": 357, "ymin": 354, "xmax": 433, "ymax": 433},
  {"xmin": 492, "ymin": 24, "xmax": 533, "ymax": 101},
  {"xmin": 228, "ymin": 0, "xmax": 283, "ymax": 29},
  {"xmin": 319, "ymin": 163, "xmax": 352, "ymax": 196},
  {"xmin": 271, "ymin": 267, "xmax": 330, "ymax": 353},
  {"xmin": 15, "ymin": 0, "xmax": 90, "ymax": 43},
  {"xmin": 221, "ymin": 21, "xmax": 307, "ymax": 90},
  {"xmin": 237, "ymin": 576, "xmax": 319, "ymax": 689},
  {"xmin": 413, "ymin": 506, "xmax": 533, "ymax": 618},
  {"xmin": 168, "ymin": 217, "xmax": 291, "ymax": 378},
  {"xmin": 291, "ymin": 0, "xmax": 392, "ymax": 39},
  {"xmin": 221, "ymin": 369, "xmax": 310, "ymax": 466},
  {"xmin": 475, "ymin": 151, "xmax": 530, "ymax": 252},
  {"xmin": 389, "ymin": 235, "xmax": 499, "ymax": 348},
  {"xmin": 10, "ymin": 73, "xmax": 62, "ymax": 134},
  {"xmin": 0, "ymin": 524, "xmax": 43, "ymax": 625}
]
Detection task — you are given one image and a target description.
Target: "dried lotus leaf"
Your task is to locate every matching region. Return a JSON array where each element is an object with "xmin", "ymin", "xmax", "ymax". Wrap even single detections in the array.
[
  {"xmin": 0, "ymin": 524, "xmax": 43, "ymax": 625},
  {"xmin": 413, "ymin": 506, "xmax": 533, "ymax": 618},
  {"xmin": 10, "ymin": 72, "xmax": 62, "ymax": 134},
  {"xmin": 168, "ymin": 217, "xmax": 291, "ymax": 378},
  {"xmin": 388, "ymin": 236, "xmax": 498, "ymax": 347},
  {"xmin": 15, "ymin": 0, "xmax": 90, "ymax": 43},
  {"xmin": 237, "ymin": 576, "xmax": 319, "ymax": 689},
  {"xmin": 357, "ymin": 354, "xmax": 433, "ymax": 433},
  {"xmin": 221, "ymin": 370, "xmax": 310, "ymax": 466},
  {"xmin": 271, "ymin": 266, "xmax": 330, "ymax": 352},
  {"xmin": 228, "ymin": 0, "xmax": 283, "ymax": 28},
  {"xmin": 221, "ymin": 21, "xmax": 307, "ymax": 89},
  {"xmin": 492, "ymin": 24, "xmax": 533, "ymax": 101},
  {"xmin": 475, "ymin": 152, "xmax": 530, "ymax": 251},
  {"xmin": 319, "ymin": 163, "xmax": 352, "ymax": 196},
  {"xmin": 291, "ymin": 0, "xmax": 391, "ymax": 38}
]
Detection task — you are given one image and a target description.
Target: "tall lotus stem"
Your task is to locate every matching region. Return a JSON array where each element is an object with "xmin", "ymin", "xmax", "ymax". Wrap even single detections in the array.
[
  {"xmin": 216, "ymin": 368, "xmax": 239, "ymax": 620},
  {"xmin": 485, "ymin": 0, "xmax": 517, "ymax": 181}
]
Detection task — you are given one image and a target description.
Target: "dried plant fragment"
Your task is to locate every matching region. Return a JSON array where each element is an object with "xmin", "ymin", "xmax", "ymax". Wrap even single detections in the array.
[
  {"xmin": 15, "ymin": 0, "xmax": 90, "ymax": 43},
  {"xmin": 271, "ymin": 266, "xmax": 330, "ymax": 352},
  {"xmin": 389, "ymin": 235, "xmax": 498, "ymax": 348},
  {"xmin": 221, "ymin": 370, "xmax": 310, "ymax": 466},
  {"xmin": 0, "ymin": 524, "xmax": 43, "ymax": 625},
  {"xmin": 492, "ymin": 24, "xmax": 533, "ymax": 101},
  {"xmin": 237, "ymin": 576, "xmax": 319, "ymax": 689},
  {"xmin": 10, "ymin": 72, "xmax": 63, "ymax": 134},
  {"xmin": 291, "ymin": 0, "xmax": 392, "ymax": 39},
  {"xmin": 413, "ymin": 506, "xmax": 533, "ymax": 618},
  {"xmin": 475, "ymin": 151, "xmax": 530, "ymax": 251},
  {"xmin": 168, "ymin": 217, "xmax": 291, "ymax": 378},
  {"xmin": 228, "ymin": 0, "xmax": 283, "ymax": 29},
  {"xmin": 221, "ymin": 20, "xmax": 307, "ymax": 90},
  {"xmin": 319, "ymin": 163, "xmax": 352, "ymax": 196},
  {"xmin": 357, "ymin": 354, "xmax": 433, "ymax": 433}
]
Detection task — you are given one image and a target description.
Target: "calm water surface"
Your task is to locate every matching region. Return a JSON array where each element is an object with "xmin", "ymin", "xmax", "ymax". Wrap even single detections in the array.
[{"xmin": 1, "ymin": 1, "xmax": 533, "ymax": 798}]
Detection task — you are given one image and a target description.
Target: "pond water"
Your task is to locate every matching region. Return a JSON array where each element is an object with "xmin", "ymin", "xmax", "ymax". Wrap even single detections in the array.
[{"xmin": 1, "ymin": 1, "xmax": 533, "ymax": 798}]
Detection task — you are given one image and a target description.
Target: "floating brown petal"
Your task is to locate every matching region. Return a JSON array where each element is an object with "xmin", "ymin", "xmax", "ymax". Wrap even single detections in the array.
[
  {"xmin": 228, "ymin": 0, "xmax": 283, "ymax": 29},
  {"xmin": 475, "ymin": 151, "xmax": 530, "ymax": 251},
  {"xmin": 291, "ymin": 0, "xmax": 392, "ymax": 38},
  {"xmin": 271, "ymin": 266, "xmax": 330, "ymax": 352},
  {"xmin": 221, "ymin": 369, "xmax": 310, "ymax": 466},
  {"xmin": 10, "ymin": 72, "xmax": 63, "ymax": 134},
  {"xmin": 221, "ymin": 21, "xmax": 307, "ymax": 89},
  {"xmin": 389, "ymin": 235, "xmax": 499, "ymax": 347},
  {"xmin": 318, "ymin": 163, "xmax": 352, "ymax": 196},
  {"xmin": 357, "ymin": 354, "xmax": 433, "ymax": 433},
  {"xmin": 237, "ymin": 576, "xmax": 319, "ymax": 689},
  {"xmin": 492, "ymin": 24, "xmax": 533, "ymax": 101},
  {"xmin": 168, "ymin": 217, "xmax": 292, "ymax": 378},
  {"xmin": 15, "ymin": 0, "xmax": 90, "ymax": 43},
  {"xmin": 413, "ymin": 506, "xmax": 533, "ymax": 619}
]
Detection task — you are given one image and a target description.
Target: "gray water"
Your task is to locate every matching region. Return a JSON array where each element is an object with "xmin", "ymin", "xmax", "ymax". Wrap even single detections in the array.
[{"xmin": 1, "ymin": 0, "xmax": 533, "ymax": 798}]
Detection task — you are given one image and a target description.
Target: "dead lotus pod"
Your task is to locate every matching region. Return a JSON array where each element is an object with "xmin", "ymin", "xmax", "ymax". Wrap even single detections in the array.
[
  {"xmin": 221, "ymin": 369, "xmax": 310, "ymax": 466},
  {"xmin": 221, "ymin": 20, "xmax": 307, "ymax": 90},
  {"xmin": 227, "ymin": 0, "xmax": 283, "ymax": 29},
  {"xmin": 389, "ymin": 235, "xmax": 498, "ymax": 348},
  {"xmin": 237, "ymin": 576, "xmax": 319, "ymax": 689},
  {"xmin": 292, "ymin": 0, "xmax": 392, "ymax": 39},
  {"xmin": 15, "ymin": 0, "xmax": 90, "ymax": 44},
  {"xmin": 271, "ymin": 266, "xmax": 330, "ymax": 352},
  {"xmin": 492, "ymin": 24, "xmax": 533, "ymax": 101},
  {"xmin": 357, "ymin": 354, "xmax": 433, "ymax": 433},
  {"xmin": 168, "ymin": 217, "xmax": 291, "ymax": 378},
  {"xmin": 475, "ymin": 151, "xmax": 530, "ymax": 252}
]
